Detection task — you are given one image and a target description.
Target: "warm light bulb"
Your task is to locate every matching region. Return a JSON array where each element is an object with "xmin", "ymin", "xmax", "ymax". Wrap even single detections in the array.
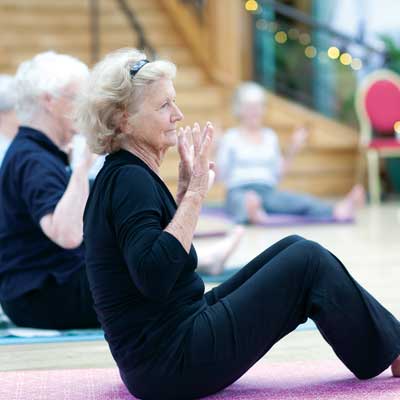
[
  {"xmin": 340, "ymin": 53, "xmax": 352, "ymax": 65},
  {"xmin": 327, "ymin": 46, "xmax": 340, "ymax": 59},
  {"xmin": 245, "ymin": 0, "xmax": 258, "ymax": 11},
  {"xmin": 275, "ymin": 31, "xmax": 288, "ymax": 44},
  {"xmin": 394, "ymin": 121, "xmax": 400, "ymax": 134},
  {"xmin": 305, "ymin": 46, "xmax": 317, "ymax": 58}
]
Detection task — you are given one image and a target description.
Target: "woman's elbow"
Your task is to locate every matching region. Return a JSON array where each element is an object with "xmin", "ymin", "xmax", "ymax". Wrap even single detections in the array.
[
  {"xmin": 57, "ymin": 234, "xmax": 83, "ymax": 249},
  {"xmin": 40, "ymin": 215, "xmax": 83, "ymax": 249}
]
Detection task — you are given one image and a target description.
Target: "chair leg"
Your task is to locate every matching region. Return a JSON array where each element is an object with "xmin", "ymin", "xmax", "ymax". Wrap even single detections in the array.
[
  {"xmin": 355, "ymin": 147, "xmax": 366, "ymax": 186},
  {"xmin": 367, "ymin": 150, "xmax": 380, "ymax": 204}
]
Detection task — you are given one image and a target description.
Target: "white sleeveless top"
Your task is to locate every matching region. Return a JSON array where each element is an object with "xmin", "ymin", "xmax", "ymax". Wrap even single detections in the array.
[{"xmin": 216, "ymin": 128, "xmax": 282, "ymax": 189}]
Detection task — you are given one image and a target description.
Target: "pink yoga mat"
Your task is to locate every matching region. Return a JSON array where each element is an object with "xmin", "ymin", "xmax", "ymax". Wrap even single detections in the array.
[{"xmin": 0, "ymin": 359, "xmax": 399, "ymax": 399}]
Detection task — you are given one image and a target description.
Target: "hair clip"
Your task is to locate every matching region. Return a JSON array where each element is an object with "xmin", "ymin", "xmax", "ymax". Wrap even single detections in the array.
[{"xmin": 129, "ymin": 59, "xmax": 149, "ymax": 78}]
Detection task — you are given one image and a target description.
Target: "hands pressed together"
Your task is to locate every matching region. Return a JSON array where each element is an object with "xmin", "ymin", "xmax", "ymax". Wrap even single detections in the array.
[{"xmin": 177, "ymin": 122, "xmax": 215, "ymax": 202}]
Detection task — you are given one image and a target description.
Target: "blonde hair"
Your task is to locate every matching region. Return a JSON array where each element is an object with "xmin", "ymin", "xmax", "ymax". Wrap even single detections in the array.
[
  {"xmin": 75, "ymin": 48, "xmax": 176, "ymax": 154},
  {"xmin": 232, "ymin": 81, "xmax": 267, "ymax": 117}
]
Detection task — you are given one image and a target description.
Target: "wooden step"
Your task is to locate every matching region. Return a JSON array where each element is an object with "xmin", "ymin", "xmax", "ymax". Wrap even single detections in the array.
[
  {"xmin": 1, "ymin": 0, "xmax": 159, "ymax": 11},
  {"xmin": 280, "ymin": 174, "xmax": 355, "ymax": 196},
  {"xmin": 156, "ymin": 46, "xmax": 194, "ymax": 64}
]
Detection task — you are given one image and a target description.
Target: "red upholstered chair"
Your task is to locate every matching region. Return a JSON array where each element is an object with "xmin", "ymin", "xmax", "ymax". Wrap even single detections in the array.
[{"xmin": 355, "ymin": 69, "xmax": 400, "ymax": 203}]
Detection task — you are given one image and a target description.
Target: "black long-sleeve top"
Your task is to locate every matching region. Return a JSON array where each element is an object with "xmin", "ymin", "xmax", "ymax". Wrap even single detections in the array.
[{"xmin": 83, "ymin": 150, "xmax": 207, "ymax": 374}]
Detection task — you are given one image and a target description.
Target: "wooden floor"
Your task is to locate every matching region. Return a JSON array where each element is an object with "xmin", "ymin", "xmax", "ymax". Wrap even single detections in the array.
[{"xmin": 0, "ymin": 202, "xmax": 399, "ymax": 372}]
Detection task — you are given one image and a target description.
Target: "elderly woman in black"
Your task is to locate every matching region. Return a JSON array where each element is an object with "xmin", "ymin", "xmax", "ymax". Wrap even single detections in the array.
[{"xmin": 78, "ymin": 49, "xmax": 400, "ymax": 400}]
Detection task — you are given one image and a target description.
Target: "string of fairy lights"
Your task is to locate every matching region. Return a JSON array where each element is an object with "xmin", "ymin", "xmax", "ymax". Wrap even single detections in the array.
[{"xmin": 245, "ymin": 0, "xmax": 363, "ymax": 71}]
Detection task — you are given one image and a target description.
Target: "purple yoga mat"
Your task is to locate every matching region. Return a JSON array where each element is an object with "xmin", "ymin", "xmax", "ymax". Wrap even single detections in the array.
[
  {"xmin": 201, "ymin": 207, "xmax": 354, "ymax": 227},
  {"xmin": 1, "ymin": 359, "xmax": 398, "ymax": 399}
]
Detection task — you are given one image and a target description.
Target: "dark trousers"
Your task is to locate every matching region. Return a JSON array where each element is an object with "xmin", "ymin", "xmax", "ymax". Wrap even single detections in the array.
[
  {"xmin": 126, "ymin": 235, "xmax": 400, "ymax": 400},
  {"xmin": 1, "ymin": 269, "xmax": 100, "ymax": 329}
]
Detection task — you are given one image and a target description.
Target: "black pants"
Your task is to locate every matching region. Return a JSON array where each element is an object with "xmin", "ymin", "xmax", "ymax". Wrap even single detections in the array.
[
  {"xmin": 1, "ymin": 269, "xmax": 100, "ymax": 329},
  {"xmin": 126, "ymin": 235, "xmax": 400, "ymax": 400}
]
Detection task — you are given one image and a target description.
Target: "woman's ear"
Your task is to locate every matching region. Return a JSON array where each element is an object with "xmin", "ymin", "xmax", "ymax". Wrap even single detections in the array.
[
  {"xmin": 118, "ymin": 109, "xmax": 131, "ymax": 134},
  {"xmin": 41, "ymin": 92, "xmax": 54, "ymax": 114}
]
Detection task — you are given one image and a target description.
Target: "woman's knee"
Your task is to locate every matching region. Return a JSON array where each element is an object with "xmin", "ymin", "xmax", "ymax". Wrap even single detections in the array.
[
  {"xmin": 244, "ymin": 191, "xmax": 263, "ymax": 213},
  {"xmin": 279, "ymin": 234, "xmax": 306, "ymax": 248},
  {"xmin": 291, "ymin": 239, "xmax": 326, "ymax": 273},
  {"xmin": 296, "ymin": 239, "xmax": 325, "ymax": 256}
]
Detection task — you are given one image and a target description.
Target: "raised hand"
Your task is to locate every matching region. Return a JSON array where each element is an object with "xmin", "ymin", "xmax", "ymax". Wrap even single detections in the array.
[
  {"xmin": 177, "ymin": 126, "xmax": 194, "ymax": 194},
  {"xmin": 71, "ymin": 134, "xmax": 98, "ymax": 174},
  {"xmin": 185, "ymin": 122, "xmax": 215, "ymax": 199},
  {"xmin": 290, "ymin": 127, "xmax": 309, "ymax": 153}
]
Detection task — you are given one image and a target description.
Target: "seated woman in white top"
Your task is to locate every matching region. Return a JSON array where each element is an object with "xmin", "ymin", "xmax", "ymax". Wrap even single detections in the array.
[{"xmin": 217, "ymin": 81, "xmax": 365, "ymax": 224}]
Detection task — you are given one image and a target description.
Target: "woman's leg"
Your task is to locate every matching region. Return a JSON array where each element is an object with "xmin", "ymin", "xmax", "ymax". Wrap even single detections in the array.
[
  {"xmin": 204, "ymin": 234, "xmax": 305, "ymax": 305},
  {"xmin": 226, "ymin": 185, "xmax": 269, "ymax": 224},
  {"xmin": 1, "ymin": 269, "xmax": 100, "ymax": 329},
  {"xmin": 180, "ymin": 240, "xmax": 400, "ymax": 399},
  {"xmin": 261, "ymin": 188, "xmax": 334, "ymax": 217},
  {"xmin": 223, "ymin": 240, "xmax": 400, "ymax": 378},
  {"xmin": 196, "ymin": 225, "xmax": 245, "ymax": 275}
]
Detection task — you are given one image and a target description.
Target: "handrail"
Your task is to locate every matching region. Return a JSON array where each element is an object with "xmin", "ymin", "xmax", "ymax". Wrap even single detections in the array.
[
  {"xmin": 115, "ymin": 0, "xmax": 157, "ymax": 59},
  {"xmin": 259, "ymin": 0, "xmax": 385, "ymax": 57},
  {"xmin": 180, "ymin": 0, "xmax": 207, "ymax": 21},
  {"xmin": 89, "ymin": 0, "xmax": 157, "ymax": 63}
]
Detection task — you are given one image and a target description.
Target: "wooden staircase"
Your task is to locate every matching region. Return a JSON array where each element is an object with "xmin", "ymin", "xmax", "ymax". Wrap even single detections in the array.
[{"xmin": 0, "ymin": 0, "xmax": 359, "ymax": 200}]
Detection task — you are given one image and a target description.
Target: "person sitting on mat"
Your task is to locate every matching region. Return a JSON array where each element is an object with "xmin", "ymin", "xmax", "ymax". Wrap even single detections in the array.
[
  {"xmin": 0, "ymin": 52, "xmax": 241, "ymax": 331},
  {"xmin": 0, "ymin": 74, "xmax": 18, "ymax": 167},
  {"xmin": 78, "ymin": 48, "xmax": 400, "ymax": 400},
  {"xmin": 0, "ymin": 51, "xmax": 101, "ymax": 330},
  {"xmin": 216, "ymin": 81, "xmax": 365, "ymax": 225}
]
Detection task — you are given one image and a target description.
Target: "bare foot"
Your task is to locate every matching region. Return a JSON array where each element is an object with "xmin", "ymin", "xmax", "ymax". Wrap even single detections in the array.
[
  {"xmin": 245, "ymin": 191, "xmax": 269, "ymax": 225},
  {"xmin": 197, "ymin": 225, "xmax": 245, "ymax": 275},
  {"xmin": 333, "ymin": 184, "xmax": 366, "ymax": 221},
  {"xmin": 392, "ymin": 356, "xmax": 400, "ymax": 377}
]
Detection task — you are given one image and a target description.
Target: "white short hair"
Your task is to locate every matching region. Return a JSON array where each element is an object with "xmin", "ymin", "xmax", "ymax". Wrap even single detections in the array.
[
  {"xmin": 232, "ymin": 81, "xmax": 267, "ymax": 117},
  {"xmin": 0, "ymin": 75, "xmax": 17, "ymax": 112},
  {"xmin": 15, "ymin": 51, "xmax": 89, "ymax": 124},
  {"xmin": 75, "ymin": 48, "xmax": 176, "ymax": 154}
]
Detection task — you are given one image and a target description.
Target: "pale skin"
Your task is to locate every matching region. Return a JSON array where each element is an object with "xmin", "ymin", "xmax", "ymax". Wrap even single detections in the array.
[
  {"xmin": 119, "ymin": 77, "xmax": 214, "ymax": 253},
  {"xmin": 0, "ymin": 109, "xmax": 18, "ymax": 140},
  {"xmin": 28, "ymin": 81, "xmax": 96, "ymax": 249}
]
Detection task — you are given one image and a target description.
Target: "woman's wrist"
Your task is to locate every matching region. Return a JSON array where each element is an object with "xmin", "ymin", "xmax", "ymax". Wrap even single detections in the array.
[{"xmin": 184, "ymin": 189, "xmax": 205, "ymax": 202}]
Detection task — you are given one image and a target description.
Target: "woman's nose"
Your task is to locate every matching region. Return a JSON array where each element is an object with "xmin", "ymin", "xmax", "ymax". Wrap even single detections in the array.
[{"xmin": 172, "ymin": 103, "xmax": 184, "ymax": 122}]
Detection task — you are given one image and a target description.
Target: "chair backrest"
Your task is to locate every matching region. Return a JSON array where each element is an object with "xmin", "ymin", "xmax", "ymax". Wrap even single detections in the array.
[{"xmin": 355, "ymin": 69, "xmax": 400, "ymax": 144}]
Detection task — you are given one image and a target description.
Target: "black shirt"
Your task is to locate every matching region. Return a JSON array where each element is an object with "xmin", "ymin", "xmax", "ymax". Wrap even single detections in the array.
[
  {"xmin": 83, "ymin": 150, "xmax": 206, "ymax": 373},
  {"xmin": 0, "ymin": 127, "xmax": 85, "ymax": 301}
]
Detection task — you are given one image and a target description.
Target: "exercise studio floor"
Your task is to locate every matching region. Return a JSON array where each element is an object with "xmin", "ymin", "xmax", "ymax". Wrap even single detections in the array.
[{"xmin": 0, "ymin": 202, "xmax": 400, "ymax": 399}]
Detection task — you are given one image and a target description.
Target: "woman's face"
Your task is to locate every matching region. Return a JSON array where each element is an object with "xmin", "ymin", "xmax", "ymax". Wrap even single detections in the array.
[
  {"xmin": 238, "ymin": 98, "xmax": 265, "ymax": 129},
  {"xmin": 47, "ymin": 80, "xmax": 83, "ymax": 146},
  {"xmin": 127, "ymin": 77, "xmax": 183, "ymax": 153}
]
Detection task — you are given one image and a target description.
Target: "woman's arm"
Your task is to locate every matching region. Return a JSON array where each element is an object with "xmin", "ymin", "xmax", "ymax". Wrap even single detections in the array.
[
  {"xmin": 279, "ymin": 127, "xmax": 308, "ymax": 177},
  {"xmin": 40, "ymin": 145, "xmax": 97, "ymax": 249},
  {"xmin": 166, "ymin": 122, "xmax": 214, "ymax": 252},
  {"xmin": 113, "ymin": 123, "xmax": 214, "ymax": 300}
]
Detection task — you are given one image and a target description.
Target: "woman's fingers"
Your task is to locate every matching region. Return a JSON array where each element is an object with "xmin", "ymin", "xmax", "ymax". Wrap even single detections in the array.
[
  {"xmin": 199, "ymin": 122, "xmax": 214, "ymax": 161},
  {"xmin": 192, "ymin": 123, "xmax": 201, "ymax": 155},
  {"xmin": 207, "ymin": 169, "xmax": 216, "ymax": 191},
  {"xmin": 178, "ymin": 127, "xmax": 193, "ymax": 165}
]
